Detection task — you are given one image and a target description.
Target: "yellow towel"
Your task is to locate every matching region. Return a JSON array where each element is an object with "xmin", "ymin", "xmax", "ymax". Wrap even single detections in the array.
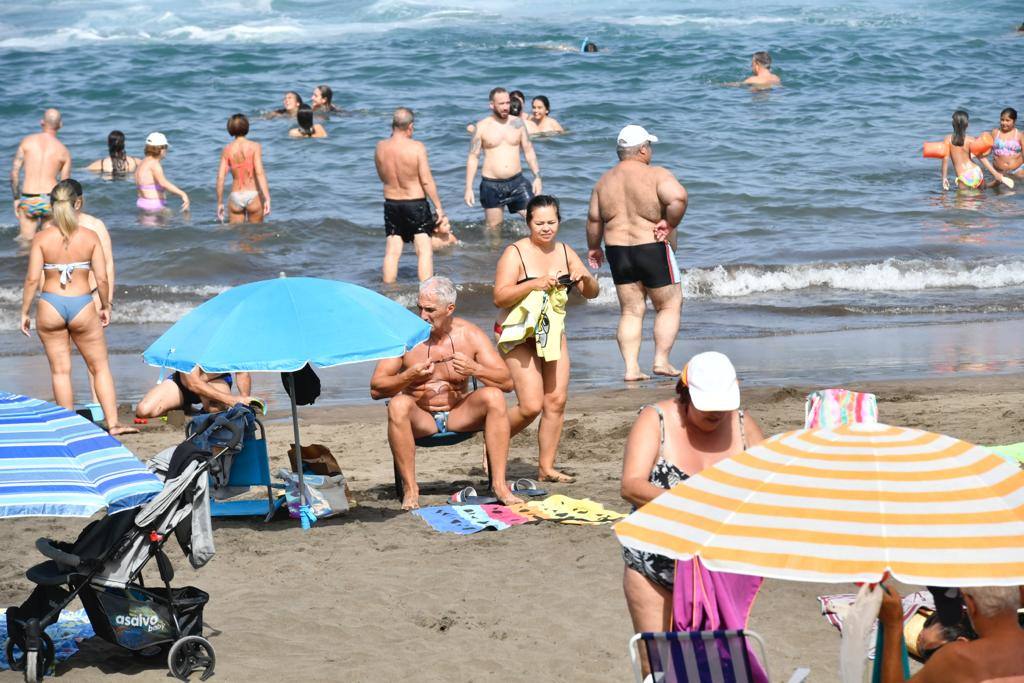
[
  {"xmin": 497, "ymin": 288, "xmax": 568, "ymax": 360},
  {"xmin": 526, "ymin": 494, "xmax": 626, "ymax": 525}
]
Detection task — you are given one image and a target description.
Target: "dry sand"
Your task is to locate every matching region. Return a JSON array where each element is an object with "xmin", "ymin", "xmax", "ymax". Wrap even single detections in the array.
[{"xmin": 2, "ymin": 374, "xmax": 1023, "ymax": 682}]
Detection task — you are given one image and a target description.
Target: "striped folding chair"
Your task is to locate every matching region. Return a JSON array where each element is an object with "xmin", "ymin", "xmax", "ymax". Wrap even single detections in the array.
[{"xmin": 629, "ymin": 630, "xmax": 810, "ymax": 683}]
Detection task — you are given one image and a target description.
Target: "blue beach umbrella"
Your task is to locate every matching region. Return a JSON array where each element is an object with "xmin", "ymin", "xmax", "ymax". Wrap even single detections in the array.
[
  {"xmin": 142, "ymin": 276, "xmax": 430, "ymax": 526},
  {"xmin": 0, "ymin": 393, "xmax": 162, "ymax": 518}
]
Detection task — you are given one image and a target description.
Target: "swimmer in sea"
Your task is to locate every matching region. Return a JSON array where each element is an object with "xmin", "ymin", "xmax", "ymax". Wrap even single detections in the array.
[
  {"xmin": 527, "ymin": 95, "xmax": 565, "ymax": 136},
  {"xmin": 982, "ymin": 108, "xmax": 1024, "ymax": 188},
  {"xmin": 289, "ymin": 105, "xmax": 327, "ymax": 138},
  {"xmin": 742, "ymin": 51, "xmax": 781, "ymax": 88},
  {"xmin": 942, "ymin": 110, "xmax": 986, "ymax": 191},
  {"xmin": 134, "ymin": 132, "xmax": 190, "ymax": 216},
  {"xmin": 583, "ymin": 41, "xmax": 598, "ymax": 52},
  {"xmin": 216, "ymin": 114, "xmax": 271, "ymax": 223},
  {"xmin": 270, "ymin": 91, "xmax": 303, "ymax": 119},
  {"xmin": 86, "ymin": 130, "xmax": 139, "ymax": 176},
  {"xmin": 311, "ymin": 85, "xmax": 342, "ymax": 114}
]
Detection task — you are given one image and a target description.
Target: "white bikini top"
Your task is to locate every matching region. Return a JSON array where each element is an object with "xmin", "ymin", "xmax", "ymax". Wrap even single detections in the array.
[{"xmin": 43, "ymin": 262, "xmax": 91, "ymax": 287}]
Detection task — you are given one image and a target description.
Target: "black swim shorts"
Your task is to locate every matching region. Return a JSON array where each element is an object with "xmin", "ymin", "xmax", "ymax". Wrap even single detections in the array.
[
  {"xmin": 605, "ymin": 242, "xmax": 681, "ymax": 289},
  {"xmin": 479, "ymin": 172, "xmax": 533, "ymax": 213},
  {"xmin": 384, "ymin": 198, "xmax": 436, "ymax": 243},
  {"xmin": 172, "ymin": 372, "xmax": 232, "ymax": 411}
]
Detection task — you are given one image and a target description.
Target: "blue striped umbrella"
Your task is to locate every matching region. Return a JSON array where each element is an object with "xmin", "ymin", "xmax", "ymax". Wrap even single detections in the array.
[{"xmin": 0, "ymin": 393, "xmax": 162, "ymax": 518}]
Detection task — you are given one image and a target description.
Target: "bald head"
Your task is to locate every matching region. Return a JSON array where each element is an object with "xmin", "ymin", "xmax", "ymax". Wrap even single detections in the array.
[
  {"xmin": 42, "ymin": 109, "xmax": 62, "ymax": 131},
  {"xmin": 392, "ymin": 107, "xmax": 414, "ymax": 131}
]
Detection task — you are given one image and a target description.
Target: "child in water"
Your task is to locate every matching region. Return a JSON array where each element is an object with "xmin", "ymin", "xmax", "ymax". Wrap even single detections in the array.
[{"xmin": 942, "ymin": 110, "xmax": 985, "ymax": 190}]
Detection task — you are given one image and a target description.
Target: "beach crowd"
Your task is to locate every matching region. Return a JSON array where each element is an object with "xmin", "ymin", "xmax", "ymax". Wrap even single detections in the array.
[{"xmin": 11, "ymin": 48, "xmax": 1024, "ymax": 682}]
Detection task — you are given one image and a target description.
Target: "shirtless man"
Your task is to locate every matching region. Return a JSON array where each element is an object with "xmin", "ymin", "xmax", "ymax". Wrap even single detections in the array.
[
  {"xmin": 587, "ymin": 125, "xmax": 688, "ymax": 381},
  {"xmin": 370, "ymin": 276, "xmax": 523, "ymax": 510},
  {"xmin": 465, "ymin": 87, "xmax": 542, "ymax": 229},
  {"xmin": 10, "ymin": 109, "xmax": 71, "ymax": 242},
  {"xmin": 880, "ymin": 583, "xmax": 1024, "ymax": 682},
  {"xmin": 743, "ymin": 51, "xmax": 781, "ymax": 88},
  {"xmin": 375, "ymin": 107, "xmax": 454, "ymax": 284},
  {"xmin": 135, "ymin": 368, "xmax": 254, "ymax": 419}
]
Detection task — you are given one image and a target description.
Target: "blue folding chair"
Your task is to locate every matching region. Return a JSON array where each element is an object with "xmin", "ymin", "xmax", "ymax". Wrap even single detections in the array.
[
  {"xmin": 198, "ymin": 415, "xmax": 283, "ymax": 521},
  {"xmin": 629, "ymin": 630, "xmax": 809, "ymax": 683}
]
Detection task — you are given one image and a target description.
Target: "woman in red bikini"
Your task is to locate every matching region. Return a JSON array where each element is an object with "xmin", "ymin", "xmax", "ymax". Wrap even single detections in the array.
[{"xmin": 215, "ymin": 114, "xmax": 271, "ymax": 223}]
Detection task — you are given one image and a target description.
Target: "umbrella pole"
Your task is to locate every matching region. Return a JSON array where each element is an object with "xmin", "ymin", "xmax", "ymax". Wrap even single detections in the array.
[{"xmin": 286, "ymin": 373, "xmax": 312, "ymax": 529}]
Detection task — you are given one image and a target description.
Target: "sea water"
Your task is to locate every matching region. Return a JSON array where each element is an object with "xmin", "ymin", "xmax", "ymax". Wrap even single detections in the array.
[{"xmin": 1, "ymin": 0, "xmax": 1023, "ymax": 403}]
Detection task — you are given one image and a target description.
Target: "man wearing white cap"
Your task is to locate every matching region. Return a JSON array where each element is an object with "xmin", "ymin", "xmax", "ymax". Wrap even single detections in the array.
[
  {"xmin": 135, "ymin": 132, "xmax": 189, "ymax": 215},
  {"xmin": 586, "ymin": 124, "xmax": 688, "ymax": 381}
]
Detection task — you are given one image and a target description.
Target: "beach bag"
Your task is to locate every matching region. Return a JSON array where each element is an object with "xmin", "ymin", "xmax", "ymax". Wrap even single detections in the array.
[
  {"xmin": 281, "ymin": 364, "xmax": 321, "ymax": 406},
  {"xmin": 805, "ymin": 388, "xmax": 878, "ymax": 429},
  {"xmin": 276, "ymin": 469, "xmax": 350, "ymax": 519},
  {"xmin": 286, "ymin": 443, "xmax": 342, "ymax": 476}
]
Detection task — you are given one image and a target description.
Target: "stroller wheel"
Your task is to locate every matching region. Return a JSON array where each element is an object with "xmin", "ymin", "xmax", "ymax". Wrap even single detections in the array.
[
  {"xmin": 168, "ymin": 636, "xmax": 216, "ymax": 681},
  {"xmin": 19, "ymin": 633, "xmax": 53, "ymax": 683}
]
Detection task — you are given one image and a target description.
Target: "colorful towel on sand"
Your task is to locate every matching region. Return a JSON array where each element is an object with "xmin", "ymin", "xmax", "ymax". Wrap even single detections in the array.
[
  {"xmin": 525, "ymin": 495, "xmax": 625, "ymax": 525},
  {"xmin": 411, "ymin": 504, "xmax": 531, "ymax": 534},
  {"xmin": 804, "ymin": 388, "xmax": 878, "ymax": 429},
  {"xmin": 0, "ymin": 607, "xmax": 94, "ymax": 671},
  {"xmin": 818, "ymin": 591, "xmax": 933, "ymax": 659}
]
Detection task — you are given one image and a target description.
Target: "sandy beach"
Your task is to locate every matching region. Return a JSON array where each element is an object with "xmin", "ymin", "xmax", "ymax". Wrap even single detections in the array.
[{"xmin": 2, "ymin": 373, "xmax": 1022, "ymax": 681}]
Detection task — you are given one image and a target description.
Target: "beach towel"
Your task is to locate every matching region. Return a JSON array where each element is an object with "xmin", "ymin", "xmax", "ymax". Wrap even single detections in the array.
[
  {"xmin": 453, "ymin": 504, "xmax": 510, "ymax": 531},
  {"xmin": 525, "ymin": 495, "xmax": 625, "ymax": 524},
  {"xmin": 989, "ymin": 442, "xmax": 1024, "ymax": 466},
  {"xmin": 497, "ymin": 288, "xmax": 568, "ymax": 360},
  {"xmin": 507, "ymin": 502, "xmax": 557, "ymax": 521},
  {"xmin": 479, "ymin": 504, "xmax": 530, "ymax": 526},
  {"xmin": 673, "ymin": 557, "xmax": 767, "ymax": 683},
  {"xmin": 0, "ymin": 607, "xmax": 94, "ymax": 671},
  {"xmin": 819, "ymin": 590, "xmax": 933, "ymax": 659},
  {"xmin": 805, "ymin": 388, "xmax": 878, "ymax": 429},
  {"xmin": 412, "ymin": 505, "xmax": 516, "ymax": 534}
]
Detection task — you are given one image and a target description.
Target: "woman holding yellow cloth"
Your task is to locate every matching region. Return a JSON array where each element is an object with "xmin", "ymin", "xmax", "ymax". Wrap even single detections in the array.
[{"xmin": 493, "ymin": 195, "xmax": 599, "ymax": 483}]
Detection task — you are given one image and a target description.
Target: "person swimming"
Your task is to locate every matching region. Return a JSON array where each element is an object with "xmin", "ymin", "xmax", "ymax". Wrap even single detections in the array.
[
  {"xmin": 527, "ymin": 95, "xmax": 565, "ymax": 135},
  {"xmin": 134, "ymin": 132, "xmax": 190, "ymax": 214},
  {"xmin": 272, "ymin": 90, "xmax": 303, "ymax": 118},
  {"xmin": 942, "ymin": 110, "xmax": 985, "ymax": 190},
  {"xmin": 985, "ymin": 107, "xmax": 1024, "ymax": 186},
  {"xmin": 86, "ymin": 130, "xmax": 139, "ymax": 176},
  {"xmin": 288, "ymin": 104, "xmax": 327, "ymax": 138}
]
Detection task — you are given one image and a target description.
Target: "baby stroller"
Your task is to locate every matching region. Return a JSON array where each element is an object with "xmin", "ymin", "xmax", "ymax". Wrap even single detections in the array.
[{"xmin": 4, "ymin": 406, "xmax": 254, "ymax": 682}]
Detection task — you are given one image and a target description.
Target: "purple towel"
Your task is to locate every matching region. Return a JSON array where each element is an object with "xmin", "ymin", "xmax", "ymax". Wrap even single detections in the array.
[{"xmin": 673, "ymin": 558, "xmax": 768, "ymax": 683}]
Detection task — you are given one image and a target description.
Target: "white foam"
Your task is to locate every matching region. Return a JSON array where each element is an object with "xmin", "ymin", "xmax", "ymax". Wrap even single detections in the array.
[{"xmin": 600, "ymin": 14, "xmax": 791, "ymax": 27}]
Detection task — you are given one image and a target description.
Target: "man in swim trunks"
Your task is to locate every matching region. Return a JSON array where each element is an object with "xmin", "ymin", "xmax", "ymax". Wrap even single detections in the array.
[
  {"xmin": 587, "ymin": 124, "xmax": 689, "ymax": 381},
  {"xmin": 374, "ymin": 107, "xmax": 454, "ymax": 284},
  {"xmin": 135, "ymin": 368, "xmax": 254, "ymax": 418},
  {"xmin": 465, "ymin": 87, "xmax": 542, "ymax": 229},
  {"xmin": 10, "ymin": 109, "xmax": 71, "ymax": 242},
  {"xmin": 370, "ymin": 276, "xmax": 523, "ymax": 511}
]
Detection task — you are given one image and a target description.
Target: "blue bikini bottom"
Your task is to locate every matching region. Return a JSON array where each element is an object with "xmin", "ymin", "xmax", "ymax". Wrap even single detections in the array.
[{"xmin": 39, "ymin": 292, "xmax": 94, "ymax": 324}]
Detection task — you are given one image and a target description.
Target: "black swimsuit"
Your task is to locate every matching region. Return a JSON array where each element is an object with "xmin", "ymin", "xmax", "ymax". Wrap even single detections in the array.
[
  {"xmin": 621, "ymin": 404, "xmax": 747, "ymax": 590},
  {"xmin": 511, "ymin": 243, "xmax": 574, "ymax": 291}
]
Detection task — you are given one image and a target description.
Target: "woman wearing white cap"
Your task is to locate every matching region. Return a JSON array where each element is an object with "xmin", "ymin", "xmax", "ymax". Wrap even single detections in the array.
[
  {"xmin": 134, "ymin": 132, "xmax": 189, "ymax": 216},
  {"xmin": 620, "ymin": 352, "xmax": 764, "ymax": 638}
]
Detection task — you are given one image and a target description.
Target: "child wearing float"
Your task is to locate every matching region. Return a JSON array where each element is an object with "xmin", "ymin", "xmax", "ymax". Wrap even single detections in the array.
[{"xmin": 923, "ymin": 110, "xmax": 996, "ymax": 190}]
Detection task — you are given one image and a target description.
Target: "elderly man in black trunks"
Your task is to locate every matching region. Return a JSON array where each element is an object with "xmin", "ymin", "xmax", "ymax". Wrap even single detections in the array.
[
  {"xmin": 375, "ymin": 107, "xmax": 454, "ymax": 283},
  {"xmin": 587, "ymin": 124, "xmax": 688, "ymax": 382},
  {"xmin": 135, "ymin": 368, "xmax": 253, "ymax": 418},
  {"xmin": 370, "ymin": 276, "xmax": 523, "ymax": 511}
]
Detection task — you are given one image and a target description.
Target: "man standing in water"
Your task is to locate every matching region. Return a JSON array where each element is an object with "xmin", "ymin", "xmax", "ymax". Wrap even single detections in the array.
[
  {"xmin": 743, "ymin": 51, "xmax": 781, "ymax": 88},
  {"xmin": 375, "ymin": 107, "xmax": 454, "ymax": 283},
  {"xmin": 465, "ymin": 87, "xmax": 542, "ymax": 228},
  {"xmin": 587, "ymin": 125, "xmax": 688, "ymax": 381},
  {"xmin": 10, "ymin": 109, "xmax": 71, "ymax": 242}
]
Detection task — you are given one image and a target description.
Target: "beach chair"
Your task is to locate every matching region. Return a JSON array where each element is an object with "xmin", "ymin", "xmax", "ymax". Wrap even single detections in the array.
[
  {"xmin": 629, "ymin": 630, "xmax": 809, "ymax": 683},
  {"xmin": 391, "ymin": 378, "xmax": 489, "ymax": 500}
]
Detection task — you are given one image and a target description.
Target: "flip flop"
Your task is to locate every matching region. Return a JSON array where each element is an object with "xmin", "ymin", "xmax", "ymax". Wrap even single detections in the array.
[
  {"xmin": 509, "ymin": 478, "xmax": 548, "ymax": 497},
  {"xmin": 449, "ymin": 486, "xmax": 498, "ymax": 505}
]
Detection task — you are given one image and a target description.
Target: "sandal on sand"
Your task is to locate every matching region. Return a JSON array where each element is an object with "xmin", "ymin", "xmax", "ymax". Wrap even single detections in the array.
[
  {"xmin": 449, "ymin": 486, "xmax": 498, "ymax": 505},
  {"xmin": 509, "ymin": 478, "xmax": 548, "ymax": 497}
]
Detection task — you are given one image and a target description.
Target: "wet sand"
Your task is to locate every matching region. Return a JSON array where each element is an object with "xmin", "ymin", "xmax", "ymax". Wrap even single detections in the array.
[{"xmin": 2, "ymin": 374, "xmax": 1023, "ymax": 681}]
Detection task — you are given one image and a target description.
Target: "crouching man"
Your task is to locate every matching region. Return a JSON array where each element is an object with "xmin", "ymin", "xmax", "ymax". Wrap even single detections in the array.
[{"xmin": 371, "ymin": 276, "xmax": 524, "ymax": 510}]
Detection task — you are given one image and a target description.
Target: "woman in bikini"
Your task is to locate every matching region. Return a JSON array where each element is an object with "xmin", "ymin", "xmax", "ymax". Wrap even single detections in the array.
[
  {"xmin": 526, "ymin": 96, "xmax": 565, "ymax": 136},
  {"xmin": 216, "ymin": 114, "xmax": 271, "ymax": 223},
  {"xmin": 985, "ymin": 107, "xmax": 1024, "ymax": 187},
  {"xmin": 493, "ymin": 195, "xmax": 599, "ymax": 483},
  {"xmin": 288, "ymin": 105, "xmax": 327, "ymax": 139},
  {"xmin": 86, "ymin": 130, "xmax": 139, "ymax": 176},
  {"xmin": 134, "ymin": 132, "xmax": 190, "ymax": 217},
  {"xmin": 941, "ymin": 110, "xmax": 986, "ymax": 191},
  {"xmin": 620, "ymin": 352, "xmax": 763, "ymax": 673},
  {"xmin": 20, "ymin": 180, "xmax": 136, "ymax": 436}
]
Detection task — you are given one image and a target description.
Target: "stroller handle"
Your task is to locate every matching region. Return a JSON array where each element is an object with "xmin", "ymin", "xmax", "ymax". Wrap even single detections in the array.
[
  {"xmin": 209, "ymin": 413, "xmax": 243, "ymax": 450},
  {"xmin": 35, "ymin": 537, "xmax": 81, "ymax": 569}
]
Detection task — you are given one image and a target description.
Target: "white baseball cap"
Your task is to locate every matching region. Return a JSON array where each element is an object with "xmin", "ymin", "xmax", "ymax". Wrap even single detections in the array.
[
  {"xmin": 617, "ymin": 124, "xmax": 658, "ymax": 147},
  {"xmin": 145, "ymin": 132, "xmax": 169, "ymax": 147},
  {"xmin": 681, "ymin": 352, "xmax": 740, "ymax": 412}
]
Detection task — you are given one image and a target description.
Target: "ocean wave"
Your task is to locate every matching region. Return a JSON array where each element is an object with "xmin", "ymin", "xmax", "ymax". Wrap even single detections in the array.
[{"xmin": 599, "ymin": 14, "xmax": 791, "ymax": 27}]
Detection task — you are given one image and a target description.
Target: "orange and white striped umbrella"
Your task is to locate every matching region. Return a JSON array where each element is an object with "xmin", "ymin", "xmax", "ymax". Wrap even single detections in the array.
[{"xmin": 615, "ymin": 422, "xmax": 1024, "ymax": 586}]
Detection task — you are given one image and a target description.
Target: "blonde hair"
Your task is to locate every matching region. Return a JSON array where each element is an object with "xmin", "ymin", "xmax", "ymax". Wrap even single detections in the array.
[
  {"xmin": 144, "ymin": 144, "xmax": 166, "ymax": 158},
  {"xmin": 49, "ymin": 181, "xmax": 79, "ymax": 243}
]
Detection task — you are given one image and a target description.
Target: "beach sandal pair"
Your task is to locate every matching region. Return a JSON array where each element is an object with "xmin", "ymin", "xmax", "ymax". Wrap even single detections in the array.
[
  {"xmin": 449, "ymin": 486, "xmax": 498, "ymax": 505},
  {"xmin": 509, "ymin": 478, "xmax": 547, "ymax": 497}
]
